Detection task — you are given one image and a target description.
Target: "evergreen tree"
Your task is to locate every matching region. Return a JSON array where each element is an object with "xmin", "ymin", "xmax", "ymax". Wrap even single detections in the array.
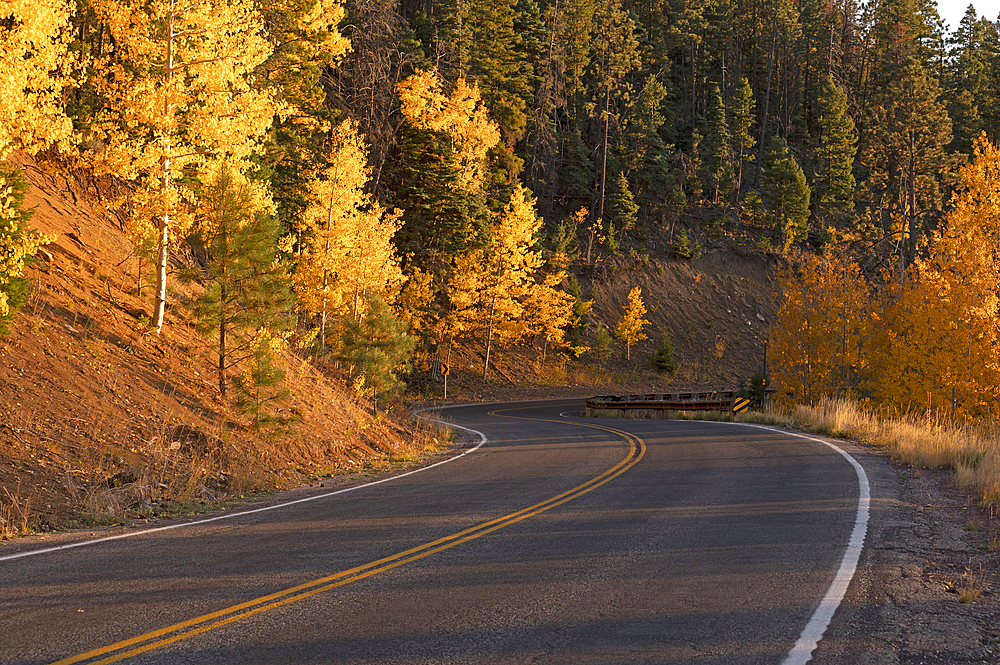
[
  {"xmin": 700, "ymin": 83, "xmax": 734, "ymax": 204},
  {"xmin": 653, "ymin": 330, "xmax": 678, "ymax": 372},
  {"xmin": 594, "ymin": 320, "xmax": 612, "ymax": 364},
  {"xmin": 187, "ymin": 164, "xmax": 294, "ymax": 398},
  {"xmin": 607, "ymin": 172, "xmax": 639, "ymax": 236},
  {"xmin": 563, "ymin": 129, "xmax": 597, "ymax": 208},
  {"xmin": 945, "ymin": 6, "xmax": 989, "ymax": 154},
  {"xmin": 630, "ymin": 77, "xmax": 675, "ymax": 222},
  {"xmin": 0, "ymin": 170, "xmax": 52, "ymax": 335},
  {"xmin": 813, "ymin": 77, "xmax": 857, "ymax": 222},
  {"xmin": 339, "ymin": 295, "xmax": 415, "ymax": 400},
  {"xmin": 730, "ymin": 77, "xmax": 756, "ymax": 202},
  {"xmin": 857, "ymin": 58, "xmax": 957, "ymax": 277},
  {"xmin": 390, "ymin": 71, "xmax": 501, "ymax": 268},
  {"xmin": 232, "ymin": 333, "xmax": 291, "ymax": 430},
  {"xmin": 760, "ymin": 137, "xmax": 811, "ymax": 252},
  {"xmin": 565, "ymin": 275, "xmax": 593, "ymax": 348}
]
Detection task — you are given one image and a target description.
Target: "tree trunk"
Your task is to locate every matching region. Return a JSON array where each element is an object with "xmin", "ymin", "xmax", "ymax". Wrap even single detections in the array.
[
  {"xmin": 754, "ymin": 21, "xmax": 778, "ymax": 188},
  {"xmin": 153, "ymin": 2, "xmax": 176, "ymax": 334},
  {"xmin": 599, "ymin": 90, "xmax": 610, "ymax": 220}
]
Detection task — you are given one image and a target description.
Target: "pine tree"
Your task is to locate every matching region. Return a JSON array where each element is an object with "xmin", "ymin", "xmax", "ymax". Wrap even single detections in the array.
[
  {"xmin": 594, "ymin": 321, "xmax": 612, "ymax": 364},
  {"xmin": 857, "ymin": 58, "xmax": 958, "ymax": 279},
  {"xmin": 565, "ymin": 275, "xmax": 593, "ymax": 348},
  {"xmin": 700, "ymin": 82, "xmax": 734, "ymax": 205},
  {"xmin": 391, "ymin": 70, "xmax": 501, "ymax": 267},
  {"xmin": 339, "ymin": 295, "xmax": 415, "ymax": 400},
  {"xmin": 591, "ymin": 0, "xmax": 640, "ymax": 219},
  {"xmin": 760, "ymin": 137, "xmax": 811, "ymax": 252},
  {"xmin": 614, "ymin": 286, "xmax": 649, "ymax": 360},
  {"xmin": 813, "ymin": 77, "xmax": 857, "ymax": 222},
  {"xmin": 563, "ymin": 129, "xmax": 596, "ymax": 208},
  {"xmin": 653, "ymin": 330, "xmax": 678, "ymax": 372},
  {"xmin": 0, "ymin": 170, "xmax": 53, "ymax": 334},
  {"xmin": 730, "ymin": 77, "xmax": 756, "ymax": 203},
  {"xmin": 945, "ymin": 6, "xmax": 989, "ymax": 154},
  {"xmin": 232, "ymin": 333, "xmax": 291, "ymax": 430},
  {"xmin": 187, "ymin": 163, "xmax": 294, "ymax": 398},
  {"xmin": 607, "ymin": 172, "xmax": 639, "ymax": 236},
  {"xmin": 628, "ymin": 76, "xmax": 675, "ymax": 222}
]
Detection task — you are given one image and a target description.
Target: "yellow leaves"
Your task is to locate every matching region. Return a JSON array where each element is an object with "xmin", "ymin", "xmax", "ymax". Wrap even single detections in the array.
[
  {"xmin": 299, "ymin": 0, "xmax": 351, "ymax": 63},
  {"xmin": 0, "ymin": 0, "xmax": 74, "ymax": 158},
  {"xmin": 773, "ymin": 137, "xmax": 1000, "ymax": 419},
  {"xmin": 614, "ymin": 287, "xmax": 649, "ymax": 358},
  {"xmin": 771, "ymin": 252, "xmax": 870, "ymax": 406},
  {"xmin": 293, "ymin": 120, "xmax": 404, "ymax": 321},
  {"xmin": 397, "ymin": 69, "xmax": 501, "ymax": 194}
]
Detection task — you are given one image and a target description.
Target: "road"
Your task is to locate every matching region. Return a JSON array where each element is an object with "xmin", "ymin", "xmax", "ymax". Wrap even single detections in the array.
[{"xmin": 0, "ymin": 399, "xmax": 871, "ymax": 664}]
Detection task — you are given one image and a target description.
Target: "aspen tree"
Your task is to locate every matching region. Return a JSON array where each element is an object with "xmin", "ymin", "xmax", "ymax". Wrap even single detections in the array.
[
  {"xmin": 478, "ymin": 184, "xmax": 546, "ymax": 378},
  {"xmin": 293, "ymin": 120, "xmax": 404, "ymax": 352},
  {"xmin": 868, "ymin": 136, "xmax": 1000, "ymax": 417},
  {"xmin": 614, "ymin": 286, "xmax": 649, "ymax": 360},
  {"xmin": 770, "ymin": 252, "xmax": 870, "ymax": 405},
  {"xmin": 0, "ymin": 0, "xmax": 71, "ymax": 331},
  {"xmin": 86, "ymin": 0, "xmax": 285, "ymax": 333}
]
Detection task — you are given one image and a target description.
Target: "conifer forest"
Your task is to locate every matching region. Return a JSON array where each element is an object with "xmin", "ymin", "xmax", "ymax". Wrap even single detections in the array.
[{"xmin": 3, "ymin": 0, "xmax": 1000, "ymax": 422}]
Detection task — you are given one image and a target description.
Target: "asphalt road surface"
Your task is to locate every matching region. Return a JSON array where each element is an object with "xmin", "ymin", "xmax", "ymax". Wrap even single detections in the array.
[{"xmin": 0, "ymin": 399, "xmax": 871, "ymax": 665}]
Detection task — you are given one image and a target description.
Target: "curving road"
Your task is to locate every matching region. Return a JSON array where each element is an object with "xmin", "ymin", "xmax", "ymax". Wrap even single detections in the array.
[{"xmin": 0, "ymin": 399, "xmax": 873, "ymax": 664}]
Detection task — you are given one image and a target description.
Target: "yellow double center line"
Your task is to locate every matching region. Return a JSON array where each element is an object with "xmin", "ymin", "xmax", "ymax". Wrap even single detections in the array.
[{"xmin": 55, "ymin": 415, "xmax": 645, "ymax": 665}]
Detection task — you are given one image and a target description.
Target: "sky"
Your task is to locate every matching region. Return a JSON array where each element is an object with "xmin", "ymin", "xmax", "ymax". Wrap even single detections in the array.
[{"xmin": 936, "ymin": 0, "xmax": 1000, "ymax": 32}]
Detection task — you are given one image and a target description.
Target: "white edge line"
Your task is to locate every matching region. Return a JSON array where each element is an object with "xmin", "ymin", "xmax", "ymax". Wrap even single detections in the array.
[
  {"xmin": 0, "ymin": 405, "xmax": 487, "ymax": 563},
  {"xmin": 711, "ymin": 421, "xmax": 869, "ymax": 665}
]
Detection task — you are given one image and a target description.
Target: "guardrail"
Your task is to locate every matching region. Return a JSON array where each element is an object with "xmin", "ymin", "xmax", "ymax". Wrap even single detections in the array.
[{"xmin": 586, "ymin": 391, "xmax": 739, "ymax": 414}]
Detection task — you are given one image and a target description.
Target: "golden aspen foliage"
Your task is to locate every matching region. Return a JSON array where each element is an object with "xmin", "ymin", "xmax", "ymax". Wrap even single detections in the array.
[
  {"xmin": 84, "ymin": 0, "xmax": 287, "ymax": 332},
  {"xmin": 522, "ymin": 268, "xmax": 575, "ymax": 356},
  {"xmin": 770, "ymin": 252, "xmax": 871, "ymax": 406},
  {"xmin": 0, "ymin": 0, "xmax": 74, "ymax": 158},
  {"xmin": 614, "ymin": 286, "xmax": 650, "ymax": 360},
  {"xmin": 293, "ymin": 120, "xmax": 404, "ymax": 334},
  {"xmin": 397, "ymin": 69, "xmax": 502, "ymax": 194},
  {"xmin": 479, "ymin": 185, "xmax": 546, "ymax": 351},
  {"xmin": 867, "ymin": 136, "xmax": 1000, "ymax": 418}
]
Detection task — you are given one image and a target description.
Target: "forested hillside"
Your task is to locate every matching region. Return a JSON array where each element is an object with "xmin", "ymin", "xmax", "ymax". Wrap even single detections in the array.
[{"xmin": 3, "ymin": 0, "xmax": 998, "ymax": 381}]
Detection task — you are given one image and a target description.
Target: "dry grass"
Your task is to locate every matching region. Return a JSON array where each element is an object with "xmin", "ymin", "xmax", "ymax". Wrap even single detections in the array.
[
  {"xmin": 777, "ymin": 397, "xmax": 1000, "ymax": 506},
  {"xmin": 953, "ymin": 564, "xmax": 988, "ymax": 604},
  {"xmin": 0, "ymin": 487, "xmax": 31, "ymax": 539}
]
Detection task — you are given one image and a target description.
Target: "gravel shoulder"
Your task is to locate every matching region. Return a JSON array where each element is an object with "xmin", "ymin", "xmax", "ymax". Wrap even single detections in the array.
[{"xmin": 811, "ymin": 438, "xmax": 999, "ymax": 664}]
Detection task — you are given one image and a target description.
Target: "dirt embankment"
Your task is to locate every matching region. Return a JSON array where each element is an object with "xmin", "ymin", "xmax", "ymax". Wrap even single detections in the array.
[{"xmin": 0, "ymin": 152, "xmax": 435, "ymax": 532}]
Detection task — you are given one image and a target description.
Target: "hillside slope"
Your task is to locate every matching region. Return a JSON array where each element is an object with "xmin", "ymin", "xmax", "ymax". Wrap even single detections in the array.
[
  {"xmin": 0, "ymin": 152, "xmax": 781, "ymax": 533},
  {"xmin": 0, "ymin": 152, "xmax": 437, "ymax": 534}
]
